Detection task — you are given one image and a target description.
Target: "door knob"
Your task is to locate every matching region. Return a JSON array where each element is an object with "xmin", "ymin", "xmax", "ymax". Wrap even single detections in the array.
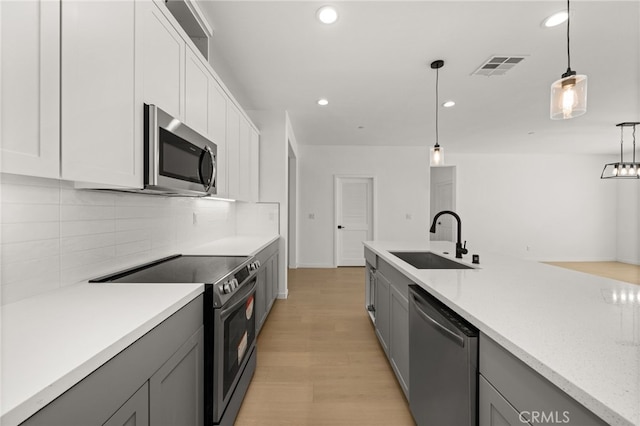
[{"xmin": 337, "ymin": 225, "xmax": 344, "ymax": 229}]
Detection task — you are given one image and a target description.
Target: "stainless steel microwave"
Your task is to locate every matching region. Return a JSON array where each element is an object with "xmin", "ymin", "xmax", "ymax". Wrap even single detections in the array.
[{"xmin": 144, "ymin": 104, "xmax": 217, "ymax": 196}]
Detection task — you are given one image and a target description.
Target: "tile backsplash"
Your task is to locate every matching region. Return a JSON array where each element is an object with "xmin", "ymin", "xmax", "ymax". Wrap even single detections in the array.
[{"xmin": 0, "ymin": 173, "xmax": 275, "ymax": 305}]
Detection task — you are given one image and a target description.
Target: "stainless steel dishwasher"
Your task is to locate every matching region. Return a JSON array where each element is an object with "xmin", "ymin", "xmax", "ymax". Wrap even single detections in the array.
[{"xmin": 408, "ymin": 285, "xmax": 478, "ymax": 426}]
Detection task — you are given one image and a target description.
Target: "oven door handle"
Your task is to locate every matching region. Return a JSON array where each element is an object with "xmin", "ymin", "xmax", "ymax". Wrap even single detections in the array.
[{"xmin": 220, "ymin": 279, "xmax": 258, "ymax": 319}]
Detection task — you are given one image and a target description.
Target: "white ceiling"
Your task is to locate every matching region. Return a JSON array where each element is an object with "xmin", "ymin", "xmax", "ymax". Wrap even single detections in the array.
[{"xmin": 199, "ymin": 1, "xmax": 640, "ymax": 155}]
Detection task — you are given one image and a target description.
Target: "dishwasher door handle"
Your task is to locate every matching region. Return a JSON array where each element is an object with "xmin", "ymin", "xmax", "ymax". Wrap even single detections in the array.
[{"xmin": 411, "ymin": 293, "xmax": 465, "ymax": 347}]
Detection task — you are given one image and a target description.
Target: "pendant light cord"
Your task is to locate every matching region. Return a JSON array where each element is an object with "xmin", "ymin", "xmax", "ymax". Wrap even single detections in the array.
[
  {"xmin": 620, "ymin": 125, "xmax": 624, "ymax": 163},
  {"xmin": 435, "ymin": 66, "xmax": 439, "ymax": 145},
  {"xmin": 566, "ymin": 0, "xmax": 571, "ymax": 71},
  {"xmin": 633, "ymin": 124, "xmax": 637, "ymax": 164}
]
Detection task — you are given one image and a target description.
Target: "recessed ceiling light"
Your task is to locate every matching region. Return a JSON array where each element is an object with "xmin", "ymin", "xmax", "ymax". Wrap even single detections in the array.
[
  {"xmin": 317, "ymin": 6, "xmax": 338, "ymax": 24},
  {"xmin": 542, "ymin": 10, "xmax": 568, "ymax": 28},
  {"xmin": 442, "ymin": 101, "xmax": 456, "ymax": 108},
  {"xmin": 317, "ymin": 98, "xmax": 329, "ymax": 106}
]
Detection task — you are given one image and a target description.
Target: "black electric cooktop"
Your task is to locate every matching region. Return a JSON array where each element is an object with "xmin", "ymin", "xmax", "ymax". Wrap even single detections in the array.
[{"xmin": 91, "ymin": 255, "xmax": 249, "ymax": 284}]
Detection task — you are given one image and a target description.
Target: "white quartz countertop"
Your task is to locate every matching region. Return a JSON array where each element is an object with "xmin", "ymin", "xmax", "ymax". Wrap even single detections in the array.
[
  {"xmin": 184, "ymin": 234, "xmax": 279, "ymax": 256},
  {"xmin": 364, "ymin": 240, "xmax": 640, "ymax": 426},
  {"xmin": 0, "ymin": 234, "xmax": 279, "ymax": 426},
  {"xmin": 0, "ymin": 282, "xmax": 203, "ymax": 426}
]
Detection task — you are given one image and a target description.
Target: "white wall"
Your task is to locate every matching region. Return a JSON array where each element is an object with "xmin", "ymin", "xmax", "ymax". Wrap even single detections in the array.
[
  {"xmin": 298, "ymin": 145, "xmax": 430, "ymax": 267},
  {"xmin": 616, "ymin": 180, "xmax": 640, "ymax": 265},
  {"xmin": 248, "ymin": 109, "xmax": 298, "ymax": 297},
  {"xmin": 447, "ymin": 153, "xmax": 617, "ymax": 261},
  {"xmin": 0, "ymin": 173, "xmax": 240, "ymax": 305}
]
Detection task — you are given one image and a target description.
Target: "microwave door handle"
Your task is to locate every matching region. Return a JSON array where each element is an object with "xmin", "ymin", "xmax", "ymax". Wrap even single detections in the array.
[{"xmin": 200, "ymin": 145, "xmax": 215, "ymax": 192}]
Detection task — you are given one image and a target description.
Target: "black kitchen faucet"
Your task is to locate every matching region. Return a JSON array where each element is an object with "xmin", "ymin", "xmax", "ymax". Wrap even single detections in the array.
[{"xmin": 429, "ymin": 210, "xmax": 468, "ymax": 259}]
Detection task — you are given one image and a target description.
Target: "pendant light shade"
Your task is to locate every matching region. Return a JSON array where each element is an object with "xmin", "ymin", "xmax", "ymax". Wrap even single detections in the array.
[
  {"xmin": 550, "ymin": 0, "xmax": 587, "ymax": 120},
  {"xmin": 550, "ymin": 73, "xmax": 587, "ymax": 120},
  {"xmin": 430, "ymin": 60, "xmax": 445, "ymax": 167},
  {"xmin": 430, "ymin": 143, "xmax": 444, "ymax": 166},
  {"xmin": 601, "ymin": 122, "xmax": 640, "ymax": 179}
]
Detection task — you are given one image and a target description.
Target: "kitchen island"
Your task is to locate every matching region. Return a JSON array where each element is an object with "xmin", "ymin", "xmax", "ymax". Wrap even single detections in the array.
[{"xmin": 364, "ymin": 240, "xmax": 640, "ymax": 426}]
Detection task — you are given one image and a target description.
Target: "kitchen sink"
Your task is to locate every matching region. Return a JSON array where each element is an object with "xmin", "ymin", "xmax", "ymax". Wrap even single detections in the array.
[{"xmin": 390, "ymin": 251, "xmax": 473, "ymax": 270}]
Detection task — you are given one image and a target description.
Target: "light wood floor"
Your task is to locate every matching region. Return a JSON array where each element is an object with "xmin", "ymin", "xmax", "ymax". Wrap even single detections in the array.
[
  {"xmin": 544, "ymin": 261, "xmax": 640, "ymax": 285},
  {"xmin": 235, "ymin": 267, "xmax": 415, "ymax": 426}
]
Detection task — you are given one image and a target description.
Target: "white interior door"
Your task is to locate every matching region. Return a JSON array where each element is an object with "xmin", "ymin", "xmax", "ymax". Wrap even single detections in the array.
[
  {"xmin": 335, "ymin": 177, "xmax": 373, "ymax": 266},
  {"xmin": 430, "ymin": 167, "xmax": 456, "ymax": 242}
]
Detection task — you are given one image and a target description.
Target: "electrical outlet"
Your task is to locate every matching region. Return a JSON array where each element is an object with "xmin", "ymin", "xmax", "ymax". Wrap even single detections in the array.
[
  {"xmin": 405, "ymin": 213, "xmax": 412, "ymax": 220},
  {"xmin": 193, "ymin": 212, "xmax": 198, "ymax": 225},
  {"xmin": 308, "ymin": 213, "xmax": 315, "ymax": 220},
  {"xmin": 526, "ymin": 245, "xmax": 531, "ymax": 252}
]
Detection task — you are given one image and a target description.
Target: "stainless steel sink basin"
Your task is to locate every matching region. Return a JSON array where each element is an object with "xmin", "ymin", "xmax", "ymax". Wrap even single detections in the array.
[{"xmin": 390, "ymin": 251, "xmax": 473, "ymax": 270}]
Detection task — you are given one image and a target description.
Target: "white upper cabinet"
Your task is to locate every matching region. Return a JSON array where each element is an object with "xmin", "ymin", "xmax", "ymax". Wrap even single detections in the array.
[
  {"xmin": 61, "ymin": 0, "xmax": 142, "ymax": 188},
  {"xmin": 1, "ymin": 0, "xmax": 60, "ymax": 178},
  {"xmin": 184, "ymin": 46, "xmax": 212, "ymax": 138},
  {"xmin": 2, "ymin": 0, "xmax": 260, "ymax": 197},
  {"xmin": 226, "ymin": 103, "xmax": 241, "ymax": 200},
  {"xmin": 250, "ymin": 127, "xmax": 260, "ymax": 202},
  {"xmin": 139, "ymin": 0, "xmax": 185, "ymax": 120},
  {"xmin": 210, "ymin": 82, "xmax": 228, "ymax": 197}
]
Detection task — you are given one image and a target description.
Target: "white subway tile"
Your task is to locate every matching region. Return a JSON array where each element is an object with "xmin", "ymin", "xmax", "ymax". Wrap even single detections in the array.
[
  {"xmin": 2, "ymin": 277, "xmax": 60, "ymax": 305},
  {"xmin": 1, "ymin": 183, "xmax": 60, "ymax": 204},
  {"xmin": 60, "ymin": 220, "xmax": 115, "ymax": 237},
  {"xmin": 60, "ymin": 233, "xmax": 115, "ymax": 253},
  {"xmin": 0, "ymin": 173, "xmax": 60, "ymax": 188},
  {"xmin": 60, "ymin": 188, "xmax": 116, "ymax": 206},
  {"xmin": 115, "ymin": 228, "xmax": 152, "ymax": 245},
  {"xmin": 2, "ymin": 239, "xmax": 60, "ymax": 264},
  {"xmin": 115, "ymin": 205, "xmax": 169, "ymax": 219},
  {"xmin": 1, "ymin": 204, "xmax": 60, "ymax": 223},
  {"xmin": 60, "ymin": 205, "xmax": 115, "ymax": 221},
  {"xmin": 60, "ymin": 246, "xmax": 116, "ymax": 270},
  {"xmin": 2, "ymin": 255, "xmax": 60, "ymax": 285},
  {"xmin": 2, "ymin": 222, "xmax": 60, "ymax": 243},
  {"xmin": 116, "ymin": 240, "xmax": 151, "ymax": 257}
]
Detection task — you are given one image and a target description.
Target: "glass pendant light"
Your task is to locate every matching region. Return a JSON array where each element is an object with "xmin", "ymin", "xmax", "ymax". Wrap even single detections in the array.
[
  {"xmin": 601, "ymin": 122, "xmax": 640, "ymax": 179},
  {"xmin": 550, "ymin": 0, "xmax": 587, "ymax": 120},
  {"xmin": 430, "ymin": 60, "xmax": 445, "ymax": 166}
]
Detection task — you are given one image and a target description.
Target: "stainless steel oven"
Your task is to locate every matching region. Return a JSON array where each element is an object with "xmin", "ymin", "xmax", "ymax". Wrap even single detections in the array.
[
  {"xmin": 91, "ymin": 254, "xmax": 262, "ymax": 425},
  {"xmin": 144, "ymin": 104, "xmax": 217, "ymax": 196}
]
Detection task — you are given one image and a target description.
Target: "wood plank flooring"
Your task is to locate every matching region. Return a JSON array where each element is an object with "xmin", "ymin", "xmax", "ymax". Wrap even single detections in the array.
[
  {"xmin": 544, "ymin": 261, "xmax": 640, "ymax": 285},
  {"xmin": 235, "ymin": 267, "xmax": 415, "ymax": 426}
]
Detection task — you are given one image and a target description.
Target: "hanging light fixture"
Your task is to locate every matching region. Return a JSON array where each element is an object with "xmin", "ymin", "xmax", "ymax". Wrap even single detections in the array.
[
  {"xmin": 601, "ymin": 122, "xmax": 640, "ymax": 179},
  {"xmin": 550, "ymin": 0, "xmax": 587, "ymax": 120},
  {"xmin": 430, "ymin": 60, "xmax": 445, "ymax": 166}
]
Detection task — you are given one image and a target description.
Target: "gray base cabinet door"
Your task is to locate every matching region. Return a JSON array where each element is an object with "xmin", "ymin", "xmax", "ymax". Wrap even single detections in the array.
[
  {"xmin": 256, "ymin": 266, "xmax": 268, "ymax": 333},
  {"xmin": 149, "ymin": 326, "xmax": 204, "ymax": 426},
  {"xmin": 103, "ymin": 383, "xmax": 149, "ymax": 426},
  {"xmin": 480, "ymin": 375, "xmax": 530, "ymax": 426},
  {"xmin": 375, "ymin": 272, "xmax": 390, "ymax": 355},
  {"xmin": 389, "ymin": 285, "xmax": 409, "ymax": 397}
]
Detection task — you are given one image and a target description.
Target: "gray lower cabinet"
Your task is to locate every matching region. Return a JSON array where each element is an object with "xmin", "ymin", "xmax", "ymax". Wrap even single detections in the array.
[
  {"xmin": 255, "ymin": 239, "xmax": 280, "ymax": 334},
  {"xmin": 374, "ymin": 271, "xmax": 390, "ymax": 355},
  {"xmin": 389, "ymin": 284, "xmax": 409, "ymax": 396},
  {"xmin": 103, "ymin": 383, "xmax": 149, "ymax": 426},
  {"xmin": 255, "ymin": 265, "xmax": 267, "ymax": 331},
  {"xmin": 479, "ymin": 334, "xmax": 607, "ymax": 426},
  {"xmin": 21, "ymin": 296, "xmax": 203, "ymax": 426},
  {"xmin": 149, "ymin": 326, "xmax": 204, "ymax": 426},
  {"xmin": 480, "ymin": 375, "xmax": 530, "ymax": 426},
  {"xmin": 370, "ymin": 263, "xmax": 410, "ymax": 399}
]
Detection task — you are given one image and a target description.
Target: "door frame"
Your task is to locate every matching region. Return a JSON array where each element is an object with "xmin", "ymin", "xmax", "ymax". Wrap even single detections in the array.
[
  {"xmin": 333, "ymin": 175, "xmax": 377, "ymax": 267},
  {"xmin": 430, "ymin": 166, "xmax": 457, "ymax": 242}
]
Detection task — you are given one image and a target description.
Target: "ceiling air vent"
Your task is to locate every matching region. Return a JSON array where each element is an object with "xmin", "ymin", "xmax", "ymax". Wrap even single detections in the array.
[{"xmin": 472, "ymin": 55, "xmax": 527, "ymax": 76}]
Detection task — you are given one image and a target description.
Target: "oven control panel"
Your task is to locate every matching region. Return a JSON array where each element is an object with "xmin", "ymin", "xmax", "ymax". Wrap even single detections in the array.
[{"xmin": 218, "ymin": 259, "xmax": 261, "ymax": 295}]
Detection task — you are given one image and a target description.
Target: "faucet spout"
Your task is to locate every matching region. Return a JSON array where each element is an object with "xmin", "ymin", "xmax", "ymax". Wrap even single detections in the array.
[{"xmin": 429, "ymin": 210, "xmax": 468, "ymax": 259}]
